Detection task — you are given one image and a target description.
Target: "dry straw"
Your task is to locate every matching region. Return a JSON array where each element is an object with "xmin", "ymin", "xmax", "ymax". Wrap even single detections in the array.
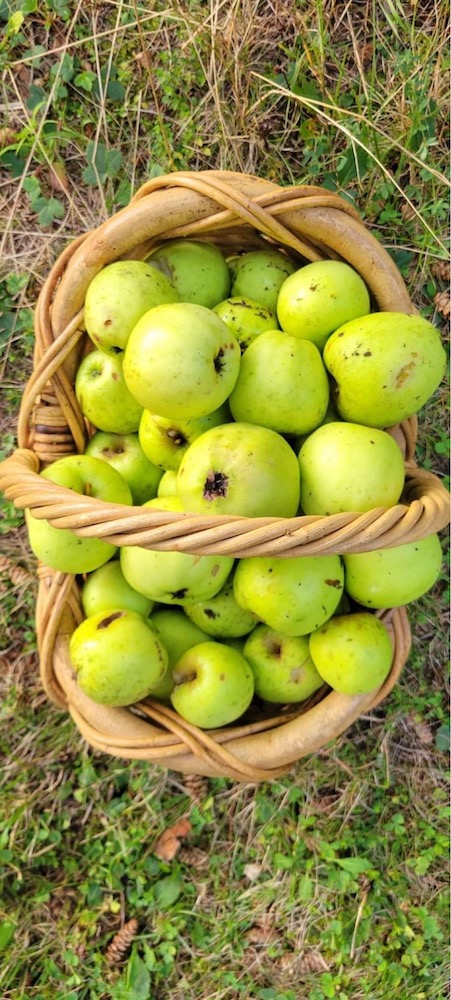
[{"xmin": 1, "ymin": 171, "xmax": 449, "ymax": 781}]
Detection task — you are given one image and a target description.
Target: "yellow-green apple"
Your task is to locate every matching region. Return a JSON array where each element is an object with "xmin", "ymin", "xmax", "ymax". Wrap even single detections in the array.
[
  {"xmin": 120, "ymin": 496, "xmax": 234, "ymax": 604},
  {"xmin": 177, "ymin": 422, "xmax": 300, "ymax": 518},
  {"xmin": 213, "ymin": 296, "xmax": 278, "ymax": 352},
  {"xmin": 298, "ymin": 422, "xmax": 405, "ymax": 515},
  {"xmin": 230, "ymin": 247, "xmax": 296, "ymax": 312},
  {"xmin": 229, "ymin": 330, "xmax": 329, "ymax": 435},
  {"xmin": 123, "ymin": 303, "xmax": 240, "ymax": 418},
  {"xmin": 233, "ymin": 554, "xmax": 344, "ymax": 636},
  {"xmin": 170, "ymin": 641, "xmax": 254, "ymax": 728},
  {"xmin": 309, "ymin": 613, "xmax": 393, "ymax": 694},
  {"xmin": 323, "ymin": 312, "xmax": 447, "ymax": 427},
  {"xmin": 277, "ymin": 260, "xmax": 370, "ymax": 351},
  {"xmin": 157, "ymin": 470, "xmax": 179, "ymax": 497},
  {"xmin": 81, "ymin": 559, "xmax": 153, "ymax": 618},
  {"xmin": 85, "ymin": 431, "xmax": 162, "ymax": 504},
  {"xmin": 69, "ymin": 609, "xmax": 168, "ymax": 706},
  {"xmin": 147, "ymin": 239, "xmax": 231, "ymax": 308},
  {"xmin": 148, "ymin": 608, "xmax": 209, "ymax": 700},
  {"xmin": 184, "ymin": 572, "xmax": 258, "ymax": 638},
  {"xmin": 84, "ymin": 260, "xmax": 178, "ymax": 354},
  {"xmin": 343, "ymin": 533, "xmax": 443, "ymax": 608},
  {"xmin": 75, "ymin": 350, "xmax": 143, "ymax": 433},
  {"xmin": 25, "ymin": 455, "xmax": 132, "ymax": 574},
  {"xmin": 138, "ymin": 402, "xmax": 230, "ymax": 472},
  {"xmin": 243, "ymin": 625, "xmax": 323, "ymax": 703}
]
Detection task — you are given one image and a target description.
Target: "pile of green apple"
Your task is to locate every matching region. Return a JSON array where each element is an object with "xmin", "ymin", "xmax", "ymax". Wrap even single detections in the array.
[{"xmin": 26, "ymin": 238, "xmax": 446, "ymax": 729}]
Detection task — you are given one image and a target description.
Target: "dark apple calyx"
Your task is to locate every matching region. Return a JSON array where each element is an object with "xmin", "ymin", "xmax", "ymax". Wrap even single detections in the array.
[
  {"xmin": 166, "ymin": 427, "xmax": 186, "ymax": 446},
  {"xmin": 203, "ymin": 470, "xmax": 229, "ymax": 500},
  {"xmin": 214, "ymin": 347, "xmax": 226, "ymax": 373},
  {"xmin": 96, "ymin": 611, "xmax": 125, "ymax": 629},
  {"xmin": 264, "ymin": 636, "xmax": 282, "ymax": 658},
  {"xmin": 171, "ymin": 588, "xmax": 188, "ymax": 600}
]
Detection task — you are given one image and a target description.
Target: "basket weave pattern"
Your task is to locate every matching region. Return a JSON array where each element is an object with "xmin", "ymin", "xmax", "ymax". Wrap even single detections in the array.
[{"xmin": 1, "ymin": 171, "xmax": 449, "ymax": 781}]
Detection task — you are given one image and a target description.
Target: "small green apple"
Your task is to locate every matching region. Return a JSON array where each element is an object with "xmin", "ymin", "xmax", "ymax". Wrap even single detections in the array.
[
  {"xmin": 84, "ymin": 260, "xmax": 178, "ymax": 354},
  {"xmin": 170, "ymin": 641, "xmax": 254, "ymax": 728},
  {"xmin": 243, "ymin": 625, "xmax": 323, "ymax": 703},
  {"xmin": 323, "ymin": 312, "xmax": 447, "ymax": 427},
  {"xmin": 157, "ymin": 470, "xmax": 179, "ymax": 497},
  {"xmin": 81, "ymin": 559, "xmax": 153, "ymax": 619},
  {"xmin": 184, "ymin": 572, "xmax": 258, "ymax": 638},
  {"xmin": 147, "ymin": 239, "xmax": 231, "ymax": 308},
  {"xmin": 230, "ymin": 247, "xmax": 296, "ymax": 312},
  {"xmin": 25, "ymin": 455, "xmax": 132, "ymax": 574},
  {"xmin": 149, "ymin": 607, "xmax": 209, "ymax": 700},
  {"xmin": 177, "ymin": 422, "xmax": 300, "ymax": 518},
  {"xmin": 85, "ymin": 430, "xmax": 162, "ymax": 504},
  {"xmin": 138, "ymin": 402, "xmax": 230, "ymax": 472},
  {"xmin": 233, "ymin": 554, "xmax": 344, "ymax": 636},
  {"xmin": 298, "ymin": 422, "xmax": 405, "ymax": 515},
  {"xmin": 229, "ymin": 331, "xmax": 329, "ymax": 435},
  {"xmin": 213, "ymin": 296, "xmax": 278, "ymax": 352},
  {"xmin": 343, "ymin": 533, "xmax": 443, "ymax": 608},
  {"xmin": 120, "ymin": 496, "xmax": 234, "ymax": 604},
  {"xmin": 75, "ymin": 350, "xmax": 143, "ymax": 433},
  {"xmin": 123, "ymin": 303, "xmax": 240, "ymax": 418},
  {"xmin": 277, "ymin": 260, "xmax": 370, "ymax": 351},
  {"xmin": 309, "ymin": 613, "xmax": 393, "ymax": 695},
  {"xmin": 69, "ymin": 609, "xmax": 168, "ymax": 706}
]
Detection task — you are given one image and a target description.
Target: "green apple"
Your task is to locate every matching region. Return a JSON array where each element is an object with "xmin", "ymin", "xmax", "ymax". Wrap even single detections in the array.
[
  {"xmin": 85, "ymin": 430, "xmax": 162, "ymax": 505},
  {"xmin": 81, "ymin": 559, "xmax": 153, "ymax": 618},
  {"xmin": 170, "ymin": 641, "xmax": 254, "ymax": 728},
  {"xmin": 298, "ymin": 422, "xmax": 405, "ymax": 515},
  {"xmin": 148, "ymin": 608, "xmax": 209, "ymax": 700},
  {"xmin": 25, "ymin": 455, "xmax": 132, "ymax": 574},
  {"xmin": 84, "ymin": 260, "xmax": 178, "ymax": 355},
  {"xmin": 243, "ymin": 625, "xmax": 323, "ymax": 703},
  {"xmin": 120, "ymin": 496, "xmax": 234, "ymax": 604},
  {"xmin": 233, "ymin": 554, "xmax": 344, "ymax": 636},
  {"xmin": 69, "ymin": 609, "xmax": 168, "ymax": 706},
  {"xmin": 123, "ymin": 303, "xmax": 240, "ymax": 418},
  {"xmin": 213, "ymin": 296, "xmax": 278, "ymax": 352},
  {"xmin": 138, "ymin": 402, "xmax": 230, "ymax": 472},
  {"xmin": 177, "ymin": 422, "xmax": 300, "ymax": 518},
  {"xmin": 184, "ymin": 572, "xmax": 258, "ymax": 638},
  {"xmin": 75, "ymin": 350, "xmax": 143, "ymax": 433},
  {"xmin": 277, "ymin": 260, "xmax": 370, "ymax": 351},
  {"xmin": 147, "ymin": 239, "xmax": 231, "ymax": 308},
  {"xmin": 229, "ymin": 331, "xmax": 329, "ymax": 435},
  {"xmin": 323, "ymin": 312, "xmax": 447, "ymax": 427},
  {"xmin": 309, "ymin": 613, "xmax": 393, "ymax": 695},
  {"xmin": 230, "ymin": 247, "xmax": 296, "ymax": 312},
  {"xmin": 157, "ymin": 470, "xmax": 179, "ymax": 497},
  {"xmin": 343, "ymin": 533, "xmax": 443, "ymax": 608}
]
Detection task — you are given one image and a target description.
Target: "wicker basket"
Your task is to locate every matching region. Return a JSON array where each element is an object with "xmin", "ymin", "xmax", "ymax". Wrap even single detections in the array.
[{"xmin": 1, "ymin": 170, "xmax": 449, "ymax": 782}]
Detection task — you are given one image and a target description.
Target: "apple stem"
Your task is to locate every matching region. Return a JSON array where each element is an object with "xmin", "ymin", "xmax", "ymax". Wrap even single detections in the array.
[{"xmin": 172, "ymin": 670, "xmax": 197, "ymax": 686}]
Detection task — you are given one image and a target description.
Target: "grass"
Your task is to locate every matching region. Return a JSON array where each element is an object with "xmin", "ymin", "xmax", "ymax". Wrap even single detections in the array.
[{"xmin": 0, "ymin": 1, "xmax": 450, "ymax": 997}]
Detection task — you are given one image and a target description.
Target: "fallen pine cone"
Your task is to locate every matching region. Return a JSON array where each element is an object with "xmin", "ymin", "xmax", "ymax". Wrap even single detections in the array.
[
  {"xmin": 434, "ymin": 290, "xmax": 450, "ymax": 320},
  {"xmin": 0, "ymin": 557, "xmax": 35, "ymax": 588},
  {"xmin": 104, "ymin": 918, "xmax": 139, "ymax": 965},
  {"xmin": 182, "ymin": 774, "xmax": 209, "ymax": 802},
  {"xmin": 431, "ymin": 260, "xmax": 450, "ymax": 283},
  {"xmin": 178, "ymin": 846, "xmax": 209, "ymax": 869}
]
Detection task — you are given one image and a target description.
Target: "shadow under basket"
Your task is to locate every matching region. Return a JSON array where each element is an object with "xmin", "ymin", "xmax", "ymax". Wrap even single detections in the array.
[{"xmin": 1, "ymin": 170, "xmax": 449, "ymax": 782}]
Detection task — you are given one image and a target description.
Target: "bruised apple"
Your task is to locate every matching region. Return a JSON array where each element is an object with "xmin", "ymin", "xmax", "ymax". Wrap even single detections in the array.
[
  {"xmin": 233, "ymin": 554, "xmax": 344, "ymax": 636},
  {"xmin": 120, "ymin": 497, "xmax": 234, "ymax": 604},
  {"xmin": 243, "ymin": 625, "xmax": 323, "ymax": 703},
  {"xmin": 177, "ymin": 422, "xmax": 300, "ymax": 518},
  {"xmin": 70, "ymin": 609, "xmax": 168, "ymax": 706},
  {"xmin": 170, "ymin": 641, "xmax": 254, "ymax": 728},
  {"xmin": 309, "ymin": 613, "xmax": 393, "ymax": 695},
  {"xmin": 343, "ymin": 534, "xmax": 443, "ymax": 608}
]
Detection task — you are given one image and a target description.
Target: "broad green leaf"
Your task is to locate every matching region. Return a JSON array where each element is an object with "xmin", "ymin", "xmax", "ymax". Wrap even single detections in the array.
[
  {"xmin": 153, "ymin": 874, "xmax": 183, "ymax": 909},
  {"xmin": 0, "ymin": 920, "xmax": 16, "ymax": 949}
]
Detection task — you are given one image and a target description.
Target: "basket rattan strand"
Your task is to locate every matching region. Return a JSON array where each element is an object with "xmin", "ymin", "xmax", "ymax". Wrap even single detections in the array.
[{"xmin": 1, "ymin": 171, "xmax": 449, "ymax": 781}]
